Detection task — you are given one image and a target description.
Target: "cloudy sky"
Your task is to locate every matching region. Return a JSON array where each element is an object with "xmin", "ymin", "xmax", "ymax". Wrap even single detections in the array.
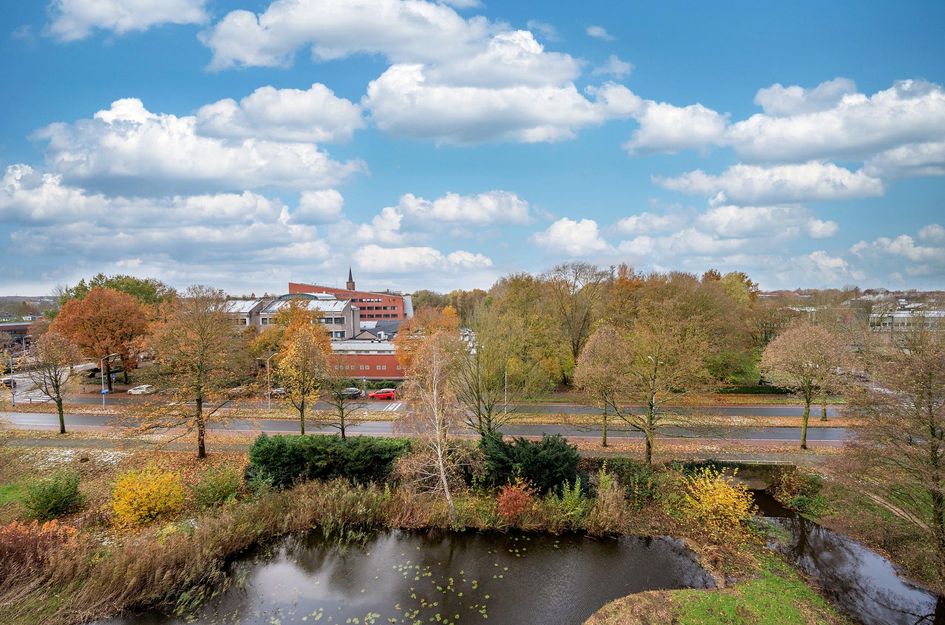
[{"xmin": 1, "ymin": 0, "xmax": 944, "ymax": 295}]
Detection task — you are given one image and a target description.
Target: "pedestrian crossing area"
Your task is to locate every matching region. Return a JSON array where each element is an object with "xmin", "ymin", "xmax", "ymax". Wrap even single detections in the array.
[{"xmin": 380, "ymin": 402, "xmax": 403, "ymax": 412}]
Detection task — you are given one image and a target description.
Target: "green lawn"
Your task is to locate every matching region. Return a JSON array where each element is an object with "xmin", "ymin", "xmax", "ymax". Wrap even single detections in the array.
[
  {"xmin": 674, "ymin": 554, "xmax": 849, "ymax": 625},
  {"xmin": 585, "ymin": 552, "xmax": 851, "ymax": 625}
]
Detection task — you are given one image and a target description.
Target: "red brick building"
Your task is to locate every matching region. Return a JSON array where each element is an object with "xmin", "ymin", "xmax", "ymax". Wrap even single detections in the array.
[
  {"xmin": 330, "ymin": 340, "xmax": 403, "ymax": 380},
  {"xmin": 288, "ymin": 269, "xmax": 412, "ymax": 321}
]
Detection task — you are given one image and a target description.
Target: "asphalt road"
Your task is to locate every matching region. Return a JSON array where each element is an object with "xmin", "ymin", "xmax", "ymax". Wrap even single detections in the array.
[
  {"xmin": 49, "ymin": 391, "xmax": 842, "ymax": 417},
  {"xmin": 0, "ymin": 410, "xmax": 853, "ymax": 442}
]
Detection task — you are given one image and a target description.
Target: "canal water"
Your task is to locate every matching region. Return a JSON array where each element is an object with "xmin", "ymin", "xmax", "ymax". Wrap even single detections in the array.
[
  {"xmin": 754, "ymin": 491, "xmax": 945, "ymax": 625},
  {"xmin": 100, "ymin": 530, "xmax": 713, "ymax": 625}
]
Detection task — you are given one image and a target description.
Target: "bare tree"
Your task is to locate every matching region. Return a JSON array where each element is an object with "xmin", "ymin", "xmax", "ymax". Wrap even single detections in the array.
[
  {"xmin": 399, "ymin": 330, "xmax": 465, "ymax": 518},
  {"xmin": 543, "ymin": 262, "xmax": 610, "ymax": 379},
  {"xmin": 852, "ymin": 323, "xmax": 945, "ymax": 584},
  {"xmin": 761, "ymin": 321, "xmax": 844, "ymax": 449},
  {"xmin": 27, "ymin": 332, "xmax": 81, "ymax": 434},
  {"xmin": 316, "ymin": 370, "xmax": 366, "ymax": 439},
  {"xmin": 147, "ymin": 286, "xmax": 250, "ymax": 458}
]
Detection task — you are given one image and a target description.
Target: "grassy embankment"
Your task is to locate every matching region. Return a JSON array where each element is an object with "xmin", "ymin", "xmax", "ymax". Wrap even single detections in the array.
[{"xmin": 585, "ymin": 553, "xmax": 851, "ymax": 625}]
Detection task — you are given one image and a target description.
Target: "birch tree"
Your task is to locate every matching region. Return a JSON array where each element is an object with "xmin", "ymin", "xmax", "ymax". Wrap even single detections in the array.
[{"xmin": 399, "ymin": 330, "xmax": 465, "ymax": 518}]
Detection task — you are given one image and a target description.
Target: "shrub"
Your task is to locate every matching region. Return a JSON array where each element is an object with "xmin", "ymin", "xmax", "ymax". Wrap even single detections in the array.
[
  {"xmin": 481, "ymin": 434, "xmax": 580, "ymax": 494},
  {"xmin": 247, "ymin": 434, "xmax": 410, "ymax": 488},
  {"xmin": 585, "ymin": 469, "xmax": 630, "ymax": 535},
  {"xmin": 112, "ymin": 467, "xmax": 185, "ymax": 526},
  {"xmin": 772, "ymin": 468, "xmax": 827, "ymax": 517},
  {"xmin": 683, "ymin": 467, "xmax": 756, "ymax": 539},
  {"xmin": 496, "ymin": 479, "xmax": 536, "ymax": 524},
  {"xmin": 542, "ymin": 477, "xmax": 589, "ymax": 532},
  {"xmin": 0, "ymin": 520, "xmax": 78, "ymax": 589},
  {"xmin": 597, "ymin": 458, "xmax": 661, "ymax": 507},
  {"xmin": 193, "ymin": 466, "xmax": 241, "ymax": 508},
  {"xmin": 22, "ymin": 471, "xmax": 83, "ymax": 521}
]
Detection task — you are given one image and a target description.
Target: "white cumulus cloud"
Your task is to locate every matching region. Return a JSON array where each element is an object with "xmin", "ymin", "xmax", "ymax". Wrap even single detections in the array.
[
  {"xmin": 49, "ymin": 0, "xmax": 208, "ymax": 41},
  {"xmin": 196, "ymin": 83, "xmax": 364, "ymax": 143},
  {"xmin": 35, "ymin": 98, "xmax": 364, "ymax": 194},
  {"xmin": 532, "ymin": 217, "xmax": 611, "ymax": 256},
  {"xmin": 354, "ymin": 244, "xmax": 492, "ymax": 273},
  {"xmin": 655, "ymin": 161, "xmax": 884, "ymax": 205},
  {"xmin": 625, "ymin": 101, "xmax": 728, "ymax": 154}
]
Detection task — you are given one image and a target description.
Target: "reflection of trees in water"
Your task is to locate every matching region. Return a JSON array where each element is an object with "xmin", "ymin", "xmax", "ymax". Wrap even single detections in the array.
[{"xmin": 777, "ymin": 517, "xmax": 943, "ymax": 625}]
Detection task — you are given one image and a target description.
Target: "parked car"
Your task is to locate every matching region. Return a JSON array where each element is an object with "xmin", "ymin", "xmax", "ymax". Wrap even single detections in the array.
[
  {"xmin": 1, "ymin": 377, "xmax": 16, "ymax": 389},
  {"xmin": 127, "ymin": 384, "xmax": 156, "ymax": 395},
  {"xmin": 268, "ymin": 387, "xmax": 287, "ymax": 399},
  {"xmin": 368, "ymin": 388, "xmax": 396, "ymax": 400},
  {"xmin": 336, "ymin": 387, "xmax": 364, "ymax": 400}
]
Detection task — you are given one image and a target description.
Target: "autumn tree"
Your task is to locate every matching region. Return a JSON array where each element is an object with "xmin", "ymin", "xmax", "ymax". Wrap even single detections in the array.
[
  {"xmin": 276, "ymin": 319, "xmax": 332, "ymax": 434},
  {"xmin": 27, "ymin": 332, "xmax": 81, "ymax": 434},
  {"xmin": 148, "ymin": 286, "xmax": 250, "ymax": 458},
  {"xmin": 574, "ymin": 324, "xmax": 625, "ymax": 447},
  {"xmin": 399, "ymin": 330, "xmax": 465, "ymax": 518},
  {"xmin": 544, "ymin": 262, "xmax": 610, "ymax": 380},
  {"xmin": 761, "ymin": 321, "xmax": 845, "ymax": 449},
  {"xmin": 393, "ymin": 306, "xmax": 460, "ymax": 369},
  {"xmin": 577, "ymin": 304, "xmax": 712, "ymax": 464},
  {"xmin": 454, "ymin": 305, "xmax": 550, "ymax": 438},
  {"xmin": 851, "ymin": 324, "xmax": 945, "ymax": 583},
  {"xmin": 51, "ymin": 287, "xmax": 148, "ymax": 389}
]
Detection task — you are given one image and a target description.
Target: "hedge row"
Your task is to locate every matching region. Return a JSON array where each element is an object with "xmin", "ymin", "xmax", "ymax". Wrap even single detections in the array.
[{"xmin": 247, "ymin": 434, "xmax": 410, "ymax": 488}]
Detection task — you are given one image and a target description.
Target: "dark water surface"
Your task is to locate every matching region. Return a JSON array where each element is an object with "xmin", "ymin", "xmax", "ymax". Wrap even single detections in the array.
[
  {"xmin": 100, "ymin": 530, "xmax": 713, "ymax": 625},
  {"xmin": 755, "ymin": 491, "xmax": 945, "ymax": 625}
]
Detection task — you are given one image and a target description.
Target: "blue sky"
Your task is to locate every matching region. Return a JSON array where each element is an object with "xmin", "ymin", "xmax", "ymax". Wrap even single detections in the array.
[{"xmin": 1, "ymin": 0, "xmax": 944, "ymax": 295}]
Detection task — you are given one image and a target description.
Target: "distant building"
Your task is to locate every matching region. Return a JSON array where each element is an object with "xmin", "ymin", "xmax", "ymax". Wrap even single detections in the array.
[
  {"xmin": 869, "ymin": 309, "xmax": 945, "ymax": 332},
  {"xmin": 289, "ymin": 269, "xmax": 414, "ymax": 321},
  {"xmin": 224, "ymin": 293, "xmax": 360, "ymax": 340}
]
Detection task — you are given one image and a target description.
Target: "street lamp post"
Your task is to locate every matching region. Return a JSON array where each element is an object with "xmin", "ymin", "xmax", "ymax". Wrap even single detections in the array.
[
  {"xmin": 8, "ymin": 352, "xmax": 14, "ymax": 408},
  {"xmin": 100, "ymin": 353, "xmax": 119, "ymax": 408},
  {"xmin": 257, "ymin": 353, "xmax": 277, "ymax": 412}
]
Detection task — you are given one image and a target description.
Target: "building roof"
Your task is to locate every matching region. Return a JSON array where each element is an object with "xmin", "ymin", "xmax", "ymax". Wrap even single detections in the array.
[
  {"xmin": 331, "ymin": 340, "xmax": 396, "ymax": 353},
  {"xmin": 225, "ymin": 299, "xmax": 265, "ymax": 314},
  {"xmin": 869, "ymin": 309, "xmax": 945, "ymax": 319},
  {"xmin": 262, "ymin": 298, "xmax": 349, "ymax": 314}
]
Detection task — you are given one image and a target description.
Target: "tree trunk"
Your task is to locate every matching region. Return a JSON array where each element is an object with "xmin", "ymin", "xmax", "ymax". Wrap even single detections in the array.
[
  {"xmin": 644, "ymin": 430, "xmax": 653, "ymax": 465},
  {"xmin": 339, "ymin": 411, "xmax": 347, "ymax": 439},
  {"xmin": 601, "ymin": 405, "xmax": 608, "ymax": 448},
  {"xmin": 299, "ymin": 398, "xmax": 306, "ymax": 435},
  {"xmin": 105, "ymin": 361, "xmax": 113, "ymax": 392},
  {"xmin": 820, "ymin": 391, "xmax": 828, "ymax": 421},
  {"xmin": 437, "ymin": 434, "xmax": 455, "ymax": 519},
  {"xmin": 56, "ymin": 397, "xmax": 65, "ymax": 434},
  {"xmin": 123, "ymin": 368, "xmax": 129, "ymax": 384},
  {"xmin": 800, "ymin": 399, "xmax": 810, "ymax": 450},
  {"xmin": 196, "ymin": 396, "xmax": 206, "ymax": 459}
]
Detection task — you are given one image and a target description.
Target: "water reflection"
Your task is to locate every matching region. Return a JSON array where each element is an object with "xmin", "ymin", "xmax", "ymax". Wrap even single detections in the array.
[
  {"xmin": 755, "ymin": 492, "xmax": 945, "ymax": 625},
  {"xmin": 99, "ymin": 530, "xmax": 714, "ymax": 625}
]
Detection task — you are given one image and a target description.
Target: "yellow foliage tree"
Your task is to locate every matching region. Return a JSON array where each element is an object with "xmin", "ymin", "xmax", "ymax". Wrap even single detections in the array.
[{"xmin": 276, "ymin": 317, "xmax": 332, "ymax": 434}]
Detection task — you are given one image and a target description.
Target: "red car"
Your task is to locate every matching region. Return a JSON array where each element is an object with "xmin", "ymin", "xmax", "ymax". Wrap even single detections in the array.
[{"xmin": 368, "ymin": 388, "xmax": 396, "ymax": 400}]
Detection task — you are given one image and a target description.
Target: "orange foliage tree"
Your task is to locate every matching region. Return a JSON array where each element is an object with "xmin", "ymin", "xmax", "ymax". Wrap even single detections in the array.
[
  {"xmin": 51, "ymin": 287, "xmax": 148, "ymax": 390},
  {"xmin": 393, "ymin": 305, "xmax": 460, "ymax": 369}
]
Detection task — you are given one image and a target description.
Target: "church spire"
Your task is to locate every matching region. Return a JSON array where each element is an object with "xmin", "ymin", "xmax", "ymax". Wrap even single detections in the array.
[{"xmin": 346, "ymin": 267, "xmax": 355, "ymax": 291}]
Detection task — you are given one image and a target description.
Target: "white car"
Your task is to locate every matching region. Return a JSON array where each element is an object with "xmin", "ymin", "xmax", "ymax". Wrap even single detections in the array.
[{"xmin": 128, "ymin": 384, "xmax": 156, "ymax": 395}]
